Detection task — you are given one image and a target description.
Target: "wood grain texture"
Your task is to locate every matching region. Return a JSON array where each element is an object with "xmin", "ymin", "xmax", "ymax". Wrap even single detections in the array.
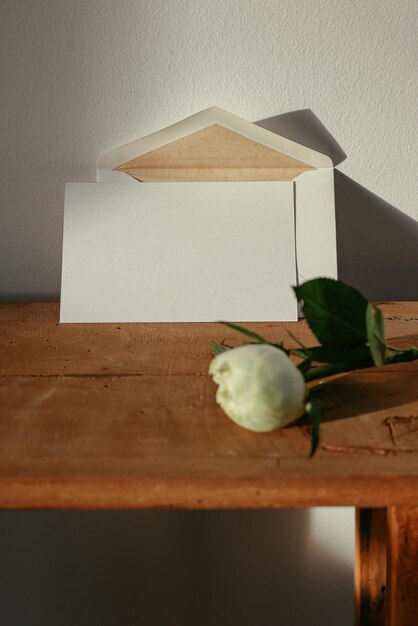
[
  {"xmin": 355, "ymin": 509, "xmax": 387, "ymax": 626},
  {"xmin": 0, "ymin": 302, "xmax": 417, "ymax": 509},
  {"xmin": 386, "ymin": 506, "xmax": 418, "ymax": 625},
  {"xmin": 115, "ymin": 124, "xmax": 313, "ymax": 181}
]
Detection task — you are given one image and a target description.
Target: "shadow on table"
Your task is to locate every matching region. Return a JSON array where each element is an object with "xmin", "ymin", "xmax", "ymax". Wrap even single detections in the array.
[
  {"xmin": 0, "ymin": 509, "xmax": 353, "ymax": 626},
  {"xmin": 311, "ymin": 352, "xmax": 418, "ymax": 424}
]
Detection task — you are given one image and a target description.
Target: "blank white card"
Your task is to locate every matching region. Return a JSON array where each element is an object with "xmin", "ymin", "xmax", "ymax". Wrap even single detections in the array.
[{"xmin": 60, "ymin": 182, "xmax": 297, "ymax": 322}]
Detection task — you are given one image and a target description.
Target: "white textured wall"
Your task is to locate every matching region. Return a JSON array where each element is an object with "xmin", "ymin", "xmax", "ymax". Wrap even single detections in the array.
[
  {"xmin": 1, "ymin": 1, "xmax": 417, "ymax": 624},
  {"xmin": 1, "ymin": 0, "xmax": 417, "ymax": 299}
]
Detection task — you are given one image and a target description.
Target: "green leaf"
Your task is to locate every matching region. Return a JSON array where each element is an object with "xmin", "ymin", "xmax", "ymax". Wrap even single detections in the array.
[
  {"xmin": 297, "ymin": 358, "xmax": 312, "ymax": 375},
  {"xmin": 210, "ymin": 341, "xmax": 231, "ymax": 356},
  {"xmin": 273, "ymin": 342, "xmax": 289, "ymax": 355},
  {"xmin": 292, "ymin": 344, "xmax": 372, "ymax": 365},
  {"xmin": 294, "ymin": 278, "xmax": 369, "ymax": 349},
  {"xmin": 291, "ymin": 347, "xmax": 311, "ymax": 359},
  {"xmin": 365, "ymin": 303, "xmax": 386, "ymax": 367},
  {"xmin": 219, "ymin": 322, "xmax": 271, "ymax": 344},
  {"xmin": 305, "ymin": 398, "xmax": 321, "ymax": 458}
]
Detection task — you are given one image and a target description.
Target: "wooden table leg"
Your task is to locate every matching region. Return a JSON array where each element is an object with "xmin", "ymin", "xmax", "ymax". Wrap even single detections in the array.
[
  {"xmin": 355, "ymin": 508, "xmax": 387, "ymax": 625},
  {"xmin": 386, "ymin": 506, "xmax": 418, "ymax": 625},
  {"xmin": 355, "ymin": 507, "xmax": 418, "ymax": 626}
]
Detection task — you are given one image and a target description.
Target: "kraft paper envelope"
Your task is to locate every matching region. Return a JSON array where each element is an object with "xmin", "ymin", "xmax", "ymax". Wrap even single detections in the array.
[{"xmin": 60, "ymin": 107, "xmax": 337, "ymax": 322}]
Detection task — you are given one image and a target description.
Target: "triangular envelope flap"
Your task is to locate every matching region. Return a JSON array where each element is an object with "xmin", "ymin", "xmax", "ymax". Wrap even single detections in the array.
[
  {"xmin": 97, "ymin": 107, "xmax": 333, "ymax": 182},
  {"xmin": 114, "ymin": 124, "xmax": 314, "ymax": 182}
]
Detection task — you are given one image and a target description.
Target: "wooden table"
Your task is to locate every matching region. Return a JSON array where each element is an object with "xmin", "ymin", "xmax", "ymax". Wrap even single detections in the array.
[{"xmin": 1, "ymin": 302, "xmax": 417, "ymax": 625}]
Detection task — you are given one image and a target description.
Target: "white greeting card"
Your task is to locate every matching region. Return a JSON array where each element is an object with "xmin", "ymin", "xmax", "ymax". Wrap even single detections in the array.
[{"xmin": 60, "ymin": 182, "xmax": 297, "ymax": 322}]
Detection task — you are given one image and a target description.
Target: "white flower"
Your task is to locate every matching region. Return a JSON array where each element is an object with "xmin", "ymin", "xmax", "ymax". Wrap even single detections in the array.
[{"xmin": 209, "ymin": 344, "xmax": 305, "ymax": 432}]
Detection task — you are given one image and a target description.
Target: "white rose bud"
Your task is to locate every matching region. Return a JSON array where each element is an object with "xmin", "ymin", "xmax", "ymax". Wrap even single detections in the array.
[{"xmin": 209, "ymin": 344, "xmax": 305, "ymax": 432}]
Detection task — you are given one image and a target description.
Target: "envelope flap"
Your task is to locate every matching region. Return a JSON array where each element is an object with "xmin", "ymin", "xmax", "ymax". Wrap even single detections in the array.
[
  {"xmin": 97, "ymin": 107, "xmax": 333, "ymax": 183},
  {"xmin": 114, "ymin": 123, "xmax": 314, "ymax": 182}
]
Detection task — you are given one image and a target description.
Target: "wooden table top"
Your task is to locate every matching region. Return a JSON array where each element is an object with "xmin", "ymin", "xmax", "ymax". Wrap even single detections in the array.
[{"xmin": 0, "ymin": 302, "xmax": 417, "ymax": 510}]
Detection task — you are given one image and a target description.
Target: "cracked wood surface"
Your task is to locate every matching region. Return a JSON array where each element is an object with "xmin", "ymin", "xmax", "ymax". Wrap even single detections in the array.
[{"xmin": 0, "ymin": 302, "xmax": 417, "ymax": 509}]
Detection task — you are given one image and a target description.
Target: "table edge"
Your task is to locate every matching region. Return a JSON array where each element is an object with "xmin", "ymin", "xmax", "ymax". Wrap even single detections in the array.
[{"xmin": 1, "ymin": 476, "xmax": 418, "ymax": 510}]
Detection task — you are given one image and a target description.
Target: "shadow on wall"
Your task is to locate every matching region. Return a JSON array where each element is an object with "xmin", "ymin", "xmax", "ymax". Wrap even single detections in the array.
[
  {"xmin": 334, "ymin": 173, "xmax": 418, "ymax": 300},
  {"xmin": 256, "ymin": 109, "xmax": 347, "ymax": 167},
  {"xmin": 0, "ymin": 509, "xmax": 353, "ymax": 626},
  {"xmin": 256, "ymin": 111, "xmax": 418, "ymax": 301}
]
